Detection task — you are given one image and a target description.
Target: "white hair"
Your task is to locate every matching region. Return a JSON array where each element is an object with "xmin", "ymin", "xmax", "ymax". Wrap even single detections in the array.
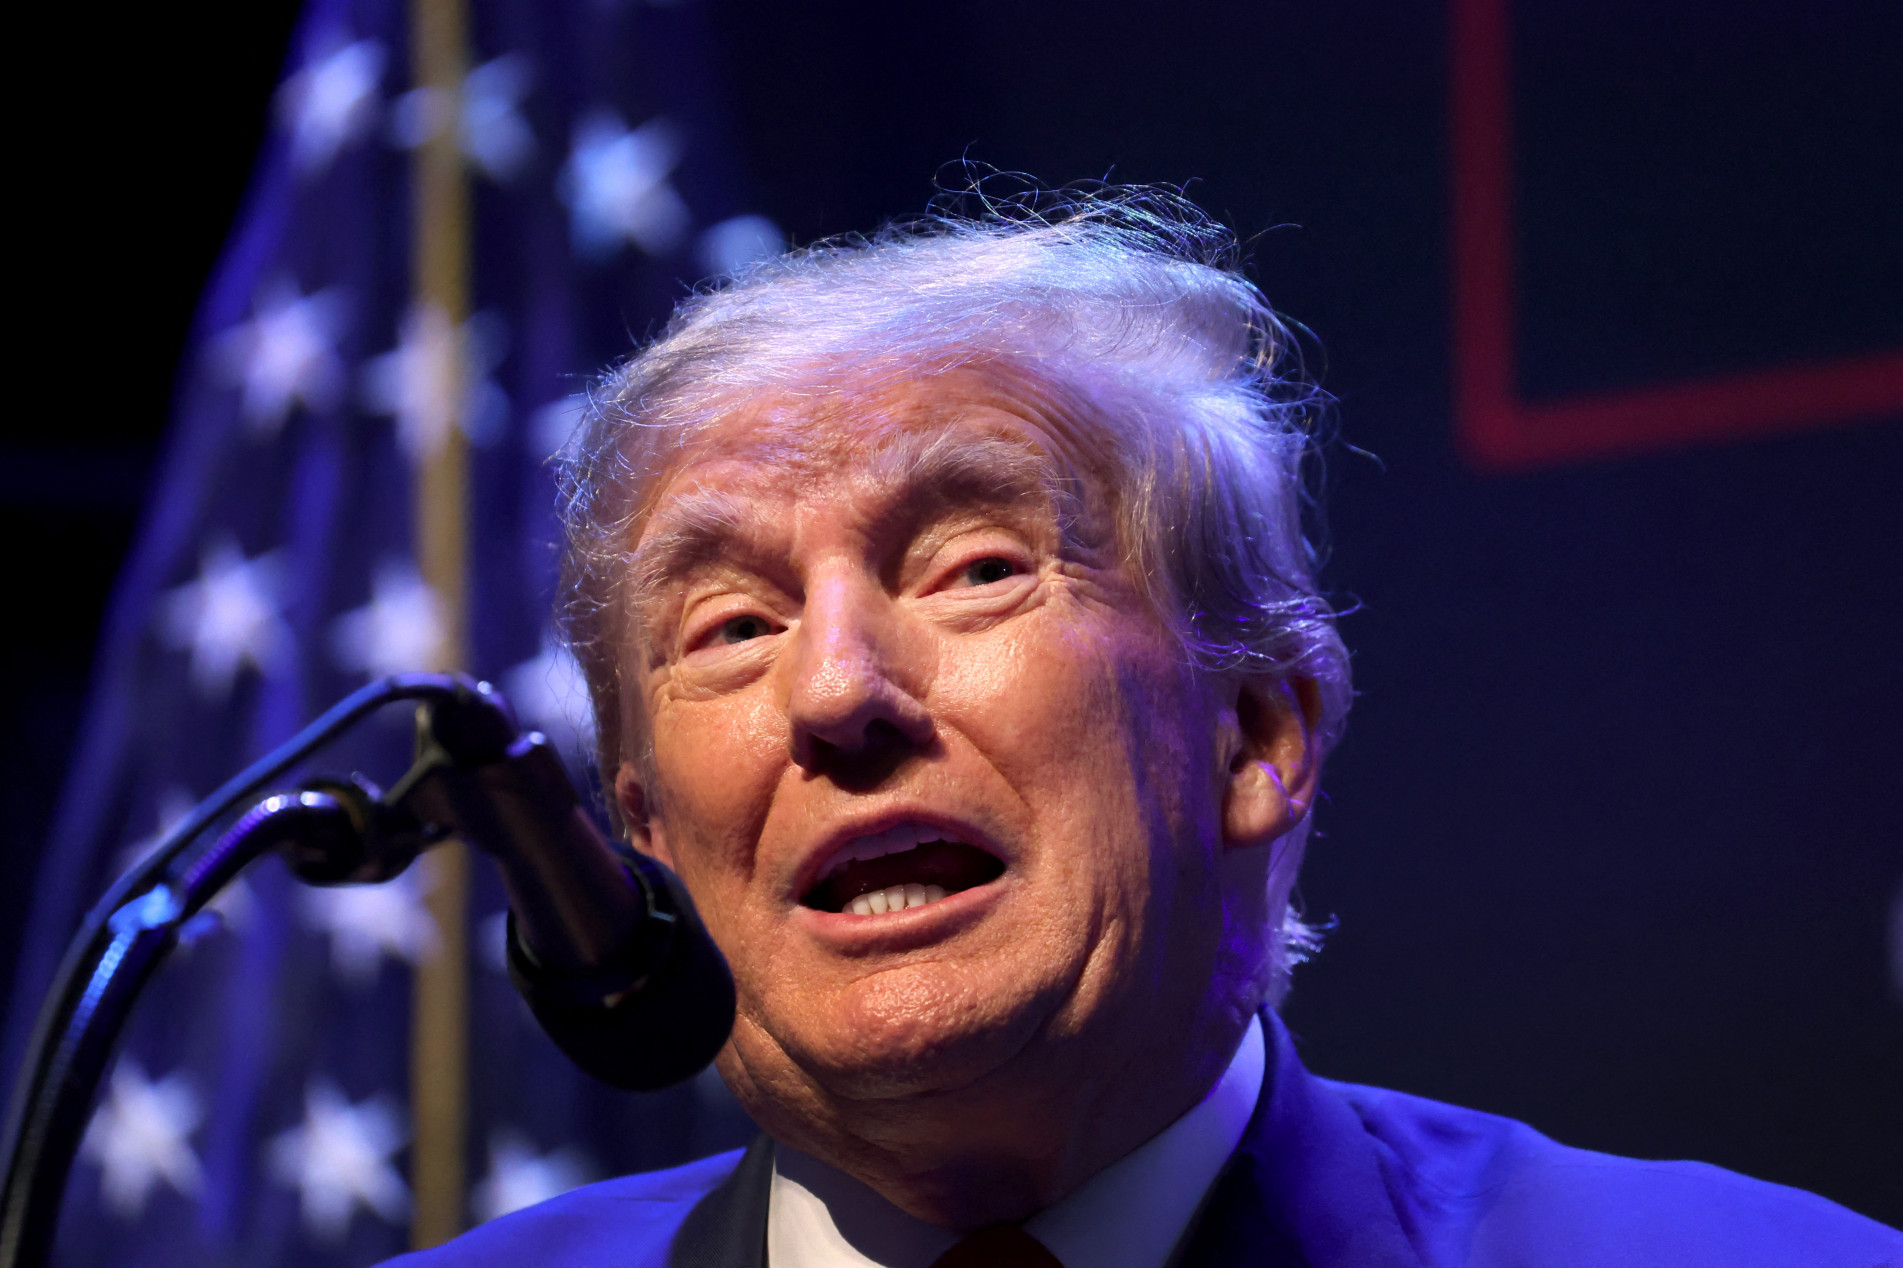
[{"xmin": 556, "ymin": 184, "xmax": 1350, "ymax": 1001}]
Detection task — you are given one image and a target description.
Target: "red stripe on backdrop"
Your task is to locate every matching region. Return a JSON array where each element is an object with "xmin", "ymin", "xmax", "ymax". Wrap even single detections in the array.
[{"xmin": 1447, "ymin": 0, "xmax": 1903, "ymax": 472}]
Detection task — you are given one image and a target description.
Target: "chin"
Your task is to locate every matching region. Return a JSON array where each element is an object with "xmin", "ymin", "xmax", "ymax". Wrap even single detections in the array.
[{"xmin": 744, "ymin": 961, "xmax": 1064, "ymax": 1104}]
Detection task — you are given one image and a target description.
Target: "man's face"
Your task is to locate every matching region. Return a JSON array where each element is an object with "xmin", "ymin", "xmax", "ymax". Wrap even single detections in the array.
[{"xmin": 617, "ymin": 365, "xmax": 1301, "ymax": 1184}]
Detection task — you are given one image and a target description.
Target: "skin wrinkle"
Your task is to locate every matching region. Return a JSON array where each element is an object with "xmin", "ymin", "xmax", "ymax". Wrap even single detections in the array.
[
  {"xmin": 605, "ymin": 365, "xmax": 1320, "ymax": 1229},
  {"xmin": 617, "ymin": 368, "xmax": 1118, "ymax": 786},
  {"xmin": 621, "ymin": 357, "xmax": 1119, "ymax": 603}
]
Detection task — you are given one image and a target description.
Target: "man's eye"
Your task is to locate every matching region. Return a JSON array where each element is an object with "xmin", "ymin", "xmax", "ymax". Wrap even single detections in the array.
[
  {"xmin": 962, "ymin": 558, "xmax": 1018, "ymax": 586},
  {"xmin": 716, "ymin": 615, "xmax": 773, "ymax": 644}
]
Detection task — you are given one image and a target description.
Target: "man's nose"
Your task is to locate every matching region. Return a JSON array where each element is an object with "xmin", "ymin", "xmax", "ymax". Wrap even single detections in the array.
[{"xmin": 785, "ymin": 573, "xmax": 933, "ymax": 772}]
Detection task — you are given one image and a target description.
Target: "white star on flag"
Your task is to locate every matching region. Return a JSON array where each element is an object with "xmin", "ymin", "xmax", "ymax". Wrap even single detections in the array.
[
  {"xmin": 113, "ymin": 786, "xmax": 197, "ymax": 881},
  {"xmin": 503, "ymin": 632, "xmax": 597, "ymax": 762},
  {"xmin": 530, "ymin": 393, "xmax": 589, "ymax": 460},
  {"xmin": 80, "ymin": 1060, "xmax": 204, "ymax": 1220},
  {"xmin": 360, "ymin": 304, "xmax": 509, "ymax": 461},
  {"xmin": 391, "ymin": 54, "xmax": 536, "ymax": 182},
  {"xmin": 277, "ymin": 38, "xmax": 387, "ymax": 175},
  {"xmin": 471, "ymin": 1130, "xmax": 593, "ymax": 1222},
  {"xmin": 697, "ymin": 214, "xmax": 784, "ymax": 280},
  {"xmin": 158, "ymin": 539, "xmax": 292, "ymax": 699},
  {"xmin": 330, "ymin": 560, "xmax": 448, "ymax": 679},
  {"xmin": 268, "ymin": 1082, "xmax": 409, "ymax": 1241},
  {"xmin": 298, "ymin": 867, "xmax": 438, "ymax": 986},
  {"xmin": 211, "ymin": 279, "xmax": 348, "ymax": 433},
  {"xmin": 558, "ymin": 111, "xmax": 690, "ymax": 258},
  {"xmin": 113, "ymin": 787, "xmax": 256, "ymax": 937}
]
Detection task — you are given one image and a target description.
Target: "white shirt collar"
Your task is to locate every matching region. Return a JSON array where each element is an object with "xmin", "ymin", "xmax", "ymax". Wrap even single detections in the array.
[{"xmin": 766, "ymin": 1014, "xmax": 1265, "ymax": 1268}]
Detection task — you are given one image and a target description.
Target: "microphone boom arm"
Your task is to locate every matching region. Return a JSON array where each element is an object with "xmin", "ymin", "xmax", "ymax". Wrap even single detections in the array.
[{"xmin": 0, "ymin": 674, "xmax": 735, "ymax": 1268}]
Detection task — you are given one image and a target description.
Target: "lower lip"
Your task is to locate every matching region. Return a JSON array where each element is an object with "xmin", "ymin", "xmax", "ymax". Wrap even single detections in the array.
[{"xmin": 791, "ymin": 877, "xmax": 1005, "ymax": 951}]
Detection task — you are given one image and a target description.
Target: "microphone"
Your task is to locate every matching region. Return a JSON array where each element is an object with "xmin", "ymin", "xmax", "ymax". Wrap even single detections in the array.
[{"xmin": 318, "ymin": 680, "xmax": 736, "ymax": 1091}]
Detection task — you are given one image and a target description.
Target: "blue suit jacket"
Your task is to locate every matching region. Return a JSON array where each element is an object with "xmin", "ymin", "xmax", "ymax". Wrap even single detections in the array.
[{"xmin": 389, "ymin": 1014, "xmax": 1901, "ymax": 1267}]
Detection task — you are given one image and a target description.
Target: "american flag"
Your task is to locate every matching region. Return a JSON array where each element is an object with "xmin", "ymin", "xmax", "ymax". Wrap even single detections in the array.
[{"xmin": 3, "ymin": 0, "xmax": 774, "ymax": 1262}]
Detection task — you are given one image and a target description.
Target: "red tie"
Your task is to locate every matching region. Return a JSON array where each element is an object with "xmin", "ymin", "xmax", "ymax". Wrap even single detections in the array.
[{"xmin": 927, "ymin": 1222, "xmax": 1066, "ymax": 1268}]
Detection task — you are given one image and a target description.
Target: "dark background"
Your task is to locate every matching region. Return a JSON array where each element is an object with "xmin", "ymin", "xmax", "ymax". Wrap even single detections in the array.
[{"xmin": 8, "ymin": 0, "xmax": 1899, "ymax": 1227}]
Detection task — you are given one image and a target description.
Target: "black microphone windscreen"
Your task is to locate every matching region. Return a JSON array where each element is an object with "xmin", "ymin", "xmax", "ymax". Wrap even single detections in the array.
[{"xmin": 508, "ymin": 859, "xmax": 737, "ymax": 1092}]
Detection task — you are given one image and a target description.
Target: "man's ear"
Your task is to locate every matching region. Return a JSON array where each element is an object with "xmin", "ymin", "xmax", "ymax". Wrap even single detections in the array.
[
  {"xmin": 614, "ymin": 761, "xmax": 675, "ymax": 869},
  {"xmin": 1221, "ymin": 676, "xmax": 1322, "ymax": 851}
]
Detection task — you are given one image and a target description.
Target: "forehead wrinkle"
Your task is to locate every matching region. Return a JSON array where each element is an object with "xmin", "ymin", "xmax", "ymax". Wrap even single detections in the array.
[
  {"xmin": 626, "ymin": 392, "xmax": 1096, "ymax": 622},
  {"xmin": 852, "ymin": 428, "xmax": 1059, "ymax": 529},
  {"xmin": 643, "ymin": 433, "xmax": 1058, "ymax": 581}
]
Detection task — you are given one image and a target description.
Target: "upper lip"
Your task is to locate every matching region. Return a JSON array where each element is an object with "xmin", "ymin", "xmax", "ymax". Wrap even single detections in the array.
[{"xmin": 791, "ymin": 810, "xmax": 1006, "ymax": 901}]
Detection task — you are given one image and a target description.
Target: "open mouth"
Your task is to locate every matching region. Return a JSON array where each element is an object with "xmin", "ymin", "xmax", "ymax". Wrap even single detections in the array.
[{"xmin": 801, "ymin": 823, "xmax": 1005, "ymax": 916}]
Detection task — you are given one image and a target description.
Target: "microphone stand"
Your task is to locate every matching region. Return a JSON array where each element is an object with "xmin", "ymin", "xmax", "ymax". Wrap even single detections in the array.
[
  {"xmin": 2, "ymin": 790, "xmax": 366, "ymax": 1267},
  {"xmin": 0, "ymin": 673, "xmax": 734, "ymax": 1268}
]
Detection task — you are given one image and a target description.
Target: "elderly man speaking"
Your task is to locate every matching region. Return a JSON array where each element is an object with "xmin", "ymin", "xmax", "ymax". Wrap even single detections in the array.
[{"xmin": 395, "ymin": 191, "xmax": 1898, "ymax": 1268}]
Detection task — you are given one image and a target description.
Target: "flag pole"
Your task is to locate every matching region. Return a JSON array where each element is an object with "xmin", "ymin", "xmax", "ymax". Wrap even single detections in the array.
[{"xmin": 408, "ymin": 0, "xmax": 473, "ymax": 1248}]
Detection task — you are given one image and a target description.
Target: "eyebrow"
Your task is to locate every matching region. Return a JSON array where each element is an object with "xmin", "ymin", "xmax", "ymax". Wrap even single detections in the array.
[
  {"xmin": 624, "ymin": 485, "xmax": 752, "ymax": 617},
  {"xmin": 624, "ymin": 429, "xmax": 1069, "ymax": 613}
]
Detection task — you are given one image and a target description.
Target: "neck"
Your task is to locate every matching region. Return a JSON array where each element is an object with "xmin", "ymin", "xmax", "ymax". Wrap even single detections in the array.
[
  {"xmin": 765, "ymin": 1015, "xmax": 1271, "ymax": 1268},
  {"xmin": 741, "ymin": 1008, "xmax": 1257, "ymax": 1229}
]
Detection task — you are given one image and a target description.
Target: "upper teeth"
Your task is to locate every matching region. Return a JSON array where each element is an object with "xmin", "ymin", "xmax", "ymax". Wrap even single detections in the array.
[
  {"xmin": 822, "ymin": 823, "xmax": 945, "ymax": 879},
  {"xmin": 848, "ymin": 884, "xmax": 949, "ymax": 916}
]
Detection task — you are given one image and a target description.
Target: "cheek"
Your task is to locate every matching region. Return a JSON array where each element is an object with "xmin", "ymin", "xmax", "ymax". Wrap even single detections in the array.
[
  {"xmin": 647, "ymin": 689, "xmax": 785, "ymax": 922},
  {"xmin": 936, "ymin": 617, "xmax": 1111, "ymax": 792},
  {"xmin": 936, "ymin": 607, "xmax": 1202, "ymax": 895}
]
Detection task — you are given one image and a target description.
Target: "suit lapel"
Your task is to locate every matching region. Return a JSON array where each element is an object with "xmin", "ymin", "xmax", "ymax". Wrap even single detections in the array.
[
  {"xmin": 669, "ymin": 1134, "xmax": 775, "ymax": 1268},
  {"xmin": 1177, "ymin": 1014, "xmax": 1422, "ymax": 1268}
]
